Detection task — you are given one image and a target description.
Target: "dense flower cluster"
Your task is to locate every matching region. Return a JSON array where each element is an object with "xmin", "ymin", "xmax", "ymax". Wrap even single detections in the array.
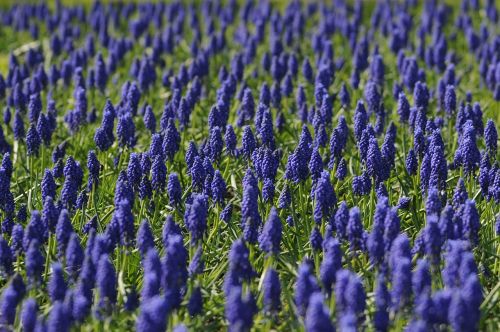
[{"xmin": 0, "ymin": 1, "xmax": 497, "ymax": 331}]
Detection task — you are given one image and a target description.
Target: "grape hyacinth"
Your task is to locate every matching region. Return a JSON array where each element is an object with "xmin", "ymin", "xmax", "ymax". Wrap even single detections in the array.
[{"xmin": 0, "ymin": 2, "xmax": 496, "ymax": 331}]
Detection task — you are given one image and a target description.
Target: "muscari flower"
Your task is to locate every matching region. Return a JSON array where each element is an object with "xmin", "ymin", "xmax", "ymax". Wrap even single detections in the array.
[
  {"xmin": 294, "ymin": 259, "xmax": 320, "ymax": 317},
  {"xmin": 163, "ymin": 119, "xmax": 181, "ymax": 161},
  {"xmin": 485, "ymin": 119, "xmax": 498, "ymax": 156},
  {"xmin": 228, "ymin": 238, "xmax": 256, "ymax": 282},
  {"xmin": 397, "ymin": 92, "xmax": 410, "ymax": 123},
  {"xmin": 262, "ymin": 268, "xmax": 281, "ymax": 313},
  {"xmin": 114, "ymin": 200, "xmax": 135, "ymax": 247},
  {"xmin": 162, "ymin": 234, "xmax": 188, "ymax": 309},
  {"xmin": 366, "ymin": 137, "xmax": 384, "ymax": 181},
  {"xmin": 41, "ymin": 169, "xmax": 56, "ymax": 202},
  {"xmin": 87, "ymin": 150, "xmax": 101, "ymax": 190},
  {"xmin": 185, "ymin": 194, "xmax": 208, "ymax": 244},
  {"xmin": 48, "ymin": 263, "xmax": 67, "ymax": 302},
  {"xmin": 0, "ymin": 236, "xmax": 13, "ymax": 276},
  {"xmin": 241, "ymin": 126, "xmax": 256, "ymax": 158},
  {"xmin": 136, "ymin": 296, "xmax": 169, "ymax": 332},
  {"xmin": 96, "ymin": 254, "xmax": 117, "ymax": 315},
  {"xmin": 0, "ymin": 284, "xmax": 19, "ymax": 326},
  {"xmin": 26, "ymin": 125, "xmax": 41, "ymax": 156},
  {"xmin": 188, "ymin": 286, "xmax": 203, "ymax": 317},
  {"xmin": 347, "ymin": 207, "xmax": 364, "ymax": 252},
  {"xmin": 23, "ymin": 210, "xmax": 45, "ymax": 251},
  {"xmin": 26, "ymin": 240, "xmax": 44, "ymax": 285},
  {"xmin": 339, "ymin": 83, "xmax": 351, "ymax": 107},
  {"xmin": 374, "ymin": 273, "xmax": 390, "ymax": 331},
  {"xmin": 21, "ymin": 298, "xmax": 37, "ymax": 332},
  {"xmin": 65, "ymin": 233, "xmax": 84, "ymax": 281},
  {"xmin": 309, "ymin": 227, "xmax": 323, "ymax": 252},
  {"xmin": 367, "ymin": 214, "xmax": 385, "ymax": 266},
  {"xmin": 335, "ymin": 269, "xmax": 366, "ymax": 318},
  {"xmin": 308, "ymin": 147, "xmax": 323, "ymax": 181},
  {"xmin": 189, "ymin": 156, "xmax": 205, "ymax": 190},
  {"xmin": 126, "ymin": 153, "xmax": 142, "ymax": 188},
  {"xmin": 225, "ymin": 286, "xmax": 257, "ymax": 332},
  {"xmin": 143, "ymin": 105, "xmax": 156, "ymax": 134},
  {"xmin": 116, "ymin": 113, "xmax": 136, "ymax": 148},
  {"xmin": 364, "ymin": 81, "xmax": 381, "ymax": 113},
  {"xmin": 320, "ymin": 237, "xmax": 342, "ymax": 294},
  {"xmin": 137, "ymin": 220, "xmax": 154, "ymax": 260},
  {"xmin": 56, "ymin": 209, "xmax": 74, "ymax": 257},
  {"xmin": 426, "ymin": 188, "xmax": 442, "ymax": 216},
  {"xmin": 462, "ymin": 199, "xmax": 480, "ymax": 245},
  {"xmin": 391, "ymin": 257, "xmax": 412, "ymax": 311},
  {"xmin": 456, "ymin": 121, "xmax": 480, "ymax": 175},
  {"xmin": 224, "ymin": 125, "xmax": 237, "ymax": 155},
  {"xmin": 151, "ymin": 155, "xmax": 167, "ymax": 192},
  {"xmin": 188, "ymin": 245, "xmax": 205, "ymax": 277},
  {"xmin": 305, "ymin": 292, "xmax": 335, "ymax": 332},
  {"xmin": 13, "ymin": 110, "xmax": 26, "ymax": 141},
  {"xmin": 444, "ymin": 85, "xmax": 457, "ymax": 115},
  {"xmin": 142, "ymin": 248, "xmax": 162, "ymax": 301},
  {"xmin": 211, "ymin": 170, "xmax": 226, "ymax": 205}
]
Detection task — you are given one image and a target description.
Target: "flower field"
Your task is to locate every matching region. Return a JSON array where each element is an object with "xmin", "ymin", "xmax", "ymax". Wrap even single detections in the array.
[{"xmin": 0, "ymin": 0, "xmax": 499, "ymax": 331}]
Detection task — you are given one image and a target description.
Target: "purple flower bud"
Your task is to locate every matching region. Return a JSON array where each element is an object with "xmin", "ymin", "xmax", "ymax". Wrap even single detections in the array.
[
  {"xmin": 116, "ymin": 113, "xmax": 136, "ymax": 148},
  {"xmin": 305, "ymin": 292, "xmax": 335, "ymax": 332},
  {"xmin": 462, "ymin": 199, "xmax": 480, "ymax": 245},
  {"xmin": 294, "ymin": 259, "xmax": 320, "ymax": 317},
  {"xmin": 24, "ymin": 211, "xmax": 45, "ymax": 251},
  {"xmin": 126, "ymin": 153, "xmax": 141, "ymax": 189},
  {"xmin": 397, "ymin": 92, "xmax": 410, "ymax": 123},
  {"xmin": 448, "ymin": 293, "xmax": 469, "ymax": 332},
  {"xmin": 143, "ymin": 106, "xmax": 157, "ymax": 135},
  {"xmin": 211, "ymin": 170, "xmax": 226, "ymax": 204},
  {"xmin": 225, "ymin": 286, "xmax": 257, "ymax": 332},
  {"xmin": 48, "ymin": 263, "xmax": 67, "ymax": 302},
  {"xmin": 185, "ymin": 194, "xmax": 208, "ymax": 244},
  {"xmin": 136, "ymin": 296, "xmax": 169, "ymax": 331},
  {"xmin": 113, "ymin": 200, "xmax": 135, "ymax": 247},
  {"xmin": 485, "ymin": 119, "xmax": 498, "ymax": 156},
  {"xmin": 224, "ymin": 125, "xmax": 237, "ymax": 156},
  {"xmin": 308, "ymin": 147, "xmax": 323, "ymax": 181},
  {"xmin": 0, "ymin": 236, "xmax": 13, "ymax": 276},
  {"xmin": 41, "ymin": 169, "xmax": 56, "ymax": 201},
  {"xmin": 26, "ymin": 240, "xmax": 44, "ymax": 285},
  {"xmin": 339, "ymin": 83, "xmax": 351, "ymax": 108},
  {"xmin": 320, "ymin": 237, "xmax": 342, "ymax": 293},
  {"xmin": 151, "ymin": 155, "xmax": 166, "ymax": 192},
  {"xmin": 313, "ymin": 171, "xmax": 336, "ymax": 224},
  {"xmin": 347, "ymin": 207, "xmax": 364, "ymax": 252},
  {"xmin": 444, "ymin": 85, "xmax": 457, "ymax": 114},
  {"xmin": 364, "ymin": 81, "xmax": 381, "ymax": 114},
  {"xmin": 188, "ymin": 245, "xmax": 204, "ymax": 277},
  {"xmin": 187, "ymin": 286, "xmax": 203, "ymax": 317},
  {"xmin": 425, "ymin": 187, "xmax": 441, "ymax": 216},
  {"xmin": 241, "ymin": 126, "xmax": 256, "ymax": 158},
  {"xmin": 391, "ymin": 257, "xmax": 412, "ymax": 311},
  {"xmin": 162, "ymin": 234, "xmax": 188, "ymax": 308},
  {"xmin": 87, "ymin": 150, "xmax": 100, "ymax": 190},
  {"xmin": 96, "ymin": 254, "xmax": 117, "ymax": 314},
  {"xmin": 139, "ymin": 176, "xmax": 152, "ymax": 201},
  {"xmin": 65, "ymin": 233, "xmax": 83, "ymax": 281},
  {"xmin": 163, "ymin": 119, "xmax": 180, "ymax": 161},
  {"xmin": 21, "ymin": 298, "xmax": 37, "ymax": 332},
  {"xmin": 55, "ymin": 209, "xmax": 74, "ymax": 258},
  {"xmin": 26, "ymin": 125, "xmax": 41, "ymax": 156},
  {"xmin": 13, "ymin": 110, "xmax": 25, "ymax": 141},
  {"xmin": 142, "ymin": 249, "xmax": 161, "ymax": 301},
  {"xmin": 262, "ymin": 269, "xmax": 282, "ymax": 315}
]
